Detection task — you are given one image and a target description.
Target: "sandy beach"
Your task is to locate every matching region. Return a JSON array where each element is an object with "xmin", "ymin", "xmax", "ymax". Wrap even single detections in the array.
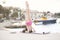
[
  {"xmin": 0, "ymin": 20, "xmax": 60, "ymax": 40},
  {"xmin": 0, "ymin": 29, "xmax": 60, "ymax": 40}
]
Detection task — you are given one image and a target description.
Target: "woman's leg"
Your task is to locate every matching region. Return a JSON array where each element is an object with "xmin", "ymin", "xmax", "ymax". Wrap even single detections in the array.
[
  {"xmin": 26, "ymin": 26, "xmax": 33, "ymax": 33},
  {"xmin": 29, "ymin": 26, "xmax": 33, "ymax": 33}
]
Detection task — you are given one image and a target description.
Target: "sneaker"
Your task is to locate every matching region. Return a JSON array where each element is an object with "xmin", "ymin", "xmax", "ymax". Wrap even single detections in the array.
[
  {"xmin": 29, "ymin": 30, "xmax": 33, "ymax": 33},
  {"xmin": 22, "ymin": 30, "xmax": 26, "ymax": 33},
  {"xmin": 22, "ymin": 28, "xmax": 28, "ymax": 33}
]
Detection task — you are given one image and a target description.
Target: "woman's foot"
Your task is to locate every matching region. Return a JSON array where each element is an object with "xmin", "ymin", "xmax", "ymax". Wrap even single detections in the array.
[
  {"xmin": 22, "ymin": 28, "xmax": 27, "ymax": 33},
  {"xmin": 22, "ymin": 30, "xmax": 25, "ymax": 33},
  {"xmin": 29, "ymin": 30, "xmax": 33, "ymax": 33}
]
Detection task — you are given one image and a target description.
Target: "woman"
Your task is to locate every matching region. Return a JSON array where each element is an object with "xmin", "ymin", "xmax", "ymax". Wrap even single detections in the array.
[{"xmin": 22, "ymin": 1, "xmax": 33, "ymax": 33}]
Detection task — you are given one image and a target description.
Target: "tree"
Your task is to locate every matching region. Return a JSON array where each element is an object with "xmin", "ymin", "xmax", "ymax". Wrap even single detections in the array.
[
  {"xmin": 3, "ymin": 8, "xmax": 10, "ymax": 19},
  {"xmin": 0, "ymin": 5, "xmax": 10, "ymax": 19},
  {"xmin": 54, "ymin": 13, "xmax": 60, "ymax": 18},
  {"xmin": 0, "ymin": 5, "xmax": 4, "ymax": 13}
]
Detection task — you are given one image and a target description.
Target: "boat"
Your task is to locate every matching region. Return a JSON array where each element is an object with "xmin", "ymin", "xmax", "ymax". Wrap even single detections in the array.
[{"xmin": 34, "ymin": 17, "xmax": 57, "ymax": 25}]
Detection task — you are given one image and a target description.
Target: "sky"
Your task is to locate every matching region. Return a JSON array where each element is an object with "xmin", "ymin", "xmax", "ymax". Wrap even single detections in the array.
[{"xmin": 0, "ymin": 0, "xmax": 60, "ymax": 13}]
